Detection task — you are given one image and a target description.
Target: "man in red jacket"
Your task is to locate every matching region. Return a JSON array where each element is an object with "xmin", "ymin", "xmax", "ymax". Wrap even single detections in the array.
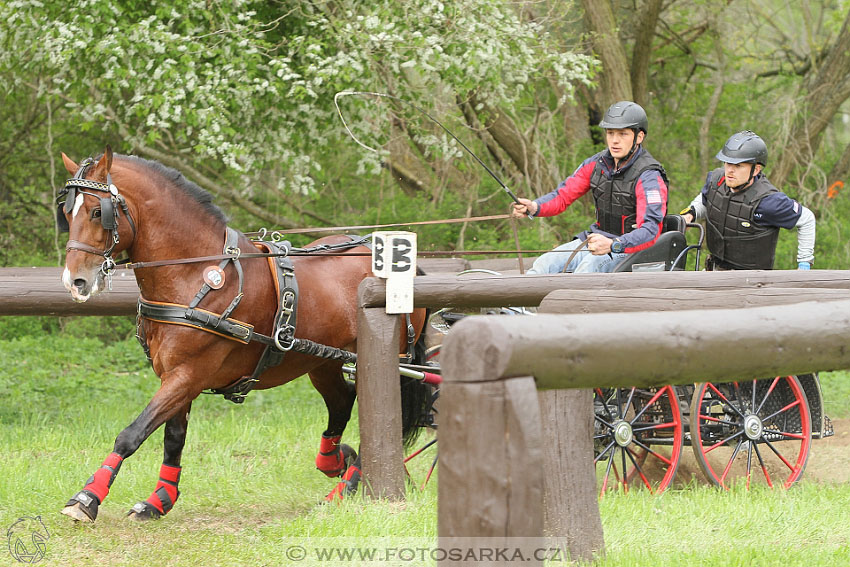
[{"xmin": 511, "ymin": 101, "xmax": 669, "ymax": 273}]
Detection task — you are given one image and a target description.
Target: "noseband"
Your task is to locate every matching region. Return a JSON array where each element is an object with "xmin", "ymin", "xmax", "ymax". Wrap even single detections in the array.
[{"xmin": 56, "ymin": 157, "xmax": 137, "ymax": 282}]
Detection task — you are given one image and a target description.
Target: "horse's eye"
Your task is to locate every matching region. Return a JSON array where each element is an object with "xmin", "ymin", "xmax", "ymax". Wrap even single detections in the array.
[{"xmin": 91, "ymin": 208, "xmax": 102, "ymax": 220}]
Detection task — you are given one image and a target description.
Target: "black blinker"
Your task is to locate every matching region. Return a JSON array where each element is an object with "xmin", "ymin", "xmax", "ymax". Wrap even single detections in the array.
[
  {"xmin": 100, "ymin": 197, "xmax": 118, "ymax": 230},
  {"xmin": 63, "ymin": 187, "xmax": 76, "ymax": 214},
  {"xmin": 56, "ymin": 203, "xmax": 70, "ymax": 233}
]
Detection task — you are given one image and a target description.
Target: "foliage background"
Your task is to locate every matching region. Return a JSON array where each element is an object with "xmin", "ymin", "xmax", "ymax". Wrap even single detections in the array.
[{"xmin": 3, "ymin": 0, "xmax": 850, "ymax": 269}]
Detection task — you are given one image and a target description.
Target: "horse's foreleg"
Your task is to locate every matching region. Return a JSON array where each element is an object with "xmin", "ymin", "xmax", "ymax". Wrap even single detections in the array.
[
  {"xmin": 61, "ymin": 379, "xmax": 194, "ymax": 523},
  {"xmin": 325, "ymin": 454, "xmax": 362, "ymax": 502},
  {"xmin": 127, "ymin": 404, "xmax": 191, "ymax": 521},
  {"xmin": 309, "ymin": 365, "xmax": 357, "ymax": 478}
]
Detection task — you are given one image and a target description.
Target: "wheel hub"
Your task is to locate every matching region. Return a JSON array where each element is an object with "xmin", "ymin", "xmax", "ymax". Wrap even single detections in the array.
[
  {"xmin": 744, "ymin": 414, "xmax": 763, "ymax": 440},
  {"xmin": 613, "ymin": 420, "xmax": 633, "ymax": 447}
]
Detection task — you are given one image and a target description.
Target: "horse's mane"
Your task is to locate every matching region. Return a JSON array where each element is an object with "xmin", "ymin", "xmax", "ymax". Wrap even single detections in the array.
[{"xmin": 115, "ymin": 154, "xmax": 230, "ymax": 224}]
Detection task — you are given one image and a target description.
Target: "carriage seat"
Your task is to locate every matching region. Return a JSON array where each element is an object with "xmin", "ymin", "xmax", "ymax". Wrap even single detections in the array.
[{"xmin": 613, "ymin": 215, "xmax": 688, "ymax": 273}]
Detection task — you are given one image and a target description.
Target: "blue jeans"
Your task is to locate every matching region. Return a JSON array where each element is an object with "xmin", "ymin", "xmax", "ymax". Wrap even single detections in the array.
[{"xmin": 526, "ymin": 238, "xmax": 629, "ymax": 274}]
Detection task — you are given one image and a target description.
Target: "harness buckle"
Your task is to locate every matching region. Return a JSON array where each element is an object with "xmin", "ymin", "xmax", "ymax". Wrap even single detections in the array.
[
  {"xmin": 225, "ymin": 246, "xmax": 241, "ymax": 259},
  {"xmin": 273, "ymin": 327, "xmax": 296, "ymax": 352}
]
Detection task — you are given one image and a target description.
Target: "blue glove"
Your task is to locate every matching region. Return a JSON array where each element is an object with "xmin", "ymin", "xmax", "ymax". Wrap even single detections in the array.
[{"xmin": 798, "ymin": 261, "xmax": 811, "ymax": 270}]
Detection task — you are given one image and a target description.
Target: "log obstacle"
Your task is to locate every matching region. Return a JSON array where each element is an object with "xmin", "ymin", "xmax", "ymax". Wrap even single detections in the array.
[
  {"xmin": 355, "ymin": 270, "xmax": 850, "ymax": 500},
  {"xmin": 3, "ymin": 267, "xmax": 850, "ymax": 316},
  {"xmin": 437, "ymin": 299, "xmax": 850, "ymax": 565}
]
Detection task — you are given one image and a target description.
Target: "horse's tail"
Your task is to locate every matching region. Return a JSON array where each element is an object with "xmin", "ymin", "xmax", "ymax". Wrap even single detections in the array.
[{"xmin": 399, "ymin": 309, "xmax": 432, "ymax": 449}]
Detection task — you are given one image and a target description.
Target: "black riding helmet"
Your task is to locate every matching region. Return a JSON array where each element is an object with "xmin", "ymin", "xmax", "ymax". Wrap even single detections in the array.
[
  {"xmin": 716, "ymin": 130, "xmax": 768, "ymax": 167},
  {"xmin": 599, "ymin": 101, "xmax": 648, "ymax": 163},
  {"xmin": 598, "ymin": 101, "xmax": 649, "ymax": 134},
  {"xmin": 716, "ymin": 131, "xmax": 768, "ymax": 188}
]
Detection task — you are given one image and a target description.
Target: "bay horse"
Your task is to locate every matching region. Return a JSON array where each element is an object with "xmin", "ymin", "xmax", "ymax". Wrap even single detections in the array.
[{"xmin": 57, "ymin": 147, "xmax": 430, "ymax": 522}]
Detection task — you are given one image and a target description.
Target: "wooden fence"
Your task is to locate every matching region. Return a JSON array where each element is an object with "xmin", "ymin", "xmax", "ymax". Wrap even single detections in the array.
[{"xmin": 436, "ymin": 296, "xmax": 850, "ymax": 565}]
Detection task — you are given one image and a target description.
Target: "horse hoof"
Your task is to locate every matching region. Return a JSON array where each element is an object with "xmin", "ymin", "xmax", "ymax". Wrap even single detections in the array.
[
  {"xmin": 340, "ymin": 444, "xmax": 357, "ymax": 471},
  {"xmin": 61, "ymin": 503, "xmax": 94, "ymax": 523},
  {"xmin": 126, "ymin": 501, "xmax": 162, "ymax": 521},
  {"xmin": 61, "ymin": 491, "xmax": 99, "ymax": 522}
]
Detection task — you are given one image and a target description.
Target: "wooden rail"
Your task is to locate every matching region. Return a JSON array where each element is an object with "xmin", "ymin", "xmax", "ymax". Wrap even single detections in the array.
[{"xmin": 3, "ymin": 268, "xmax": 849, "ymax": 316}]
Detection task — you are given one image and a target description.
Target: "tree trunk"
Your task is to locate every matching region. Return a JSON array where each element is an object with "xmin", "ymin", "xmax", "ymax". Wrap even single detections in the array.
[
  {"xmin": 580, "ymin": 0, "xmax": 633, "ymax": 105},
  {"xmin": 698, "ymin": 24, "xmax": 726, "ymax": 174},
  {"xmin": 630, "ymin": 0, "xmax": 664, "ymax": 107},
  {"xmin": 772, "ymin": 11, "xmax": 850, "ymax": 188},
  {"xmin": 470, "ymin": 95, "xmax": 555, "ymax": 195}
]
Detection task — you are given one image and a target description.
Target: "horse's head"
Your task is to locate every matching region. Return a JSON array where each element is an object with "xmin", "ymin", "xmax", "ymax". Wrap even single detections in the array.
[{"xmin": 57, "ymin": 146, "xmax": 136, "ymax": 302}]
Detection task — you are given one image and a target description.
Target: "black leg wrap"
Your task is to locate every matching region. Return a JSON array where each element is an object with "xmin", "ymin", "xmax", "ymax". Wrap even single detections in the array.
[
  {"xmin": 127, "ymin": 500, "xmax": 163, "ymax": 520},
  {"xmin": 65, "ymin": 490, "xmax": 100, "ymax": 522}
]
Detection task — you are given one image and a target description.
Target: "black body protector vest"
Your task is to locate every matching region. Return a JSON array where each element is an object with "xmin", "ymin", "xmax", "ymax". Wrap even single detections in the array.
[
  {"xmin": 590, "ymin": 149, "xmax": 667, "ymax": 236},
  {"xmin": 704, "ymin": 169, "xmax": 780, "ymax": 270}
]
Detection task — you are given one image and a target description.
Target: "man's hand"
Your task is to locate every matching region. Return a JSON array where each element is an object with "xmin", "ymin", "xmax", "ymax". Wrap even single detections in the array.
[
  {"xmin": 511, "ymin": 198, "xmax": 538, "ymax": 218},
  {"xmin": 682, "ymin": 213, "xmax": 694, "ymax": 223},
  {"xmin": 586, "ymin": 233, "xmax": 614, "ymax": 255}
]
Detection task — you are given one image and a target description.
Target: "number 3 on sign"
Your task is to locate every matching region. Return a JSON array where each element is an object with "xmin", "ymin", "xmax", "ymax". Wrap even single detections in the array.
[{"xmin": 372, "ymin": 231, "xmax": 417, "ymax": 314}]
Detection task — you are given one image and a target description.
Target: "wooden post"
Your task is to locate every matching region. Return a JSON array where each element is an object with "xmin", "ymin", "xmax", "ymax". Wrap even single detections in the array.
[
  {"xmin": 537, "ymin": 389, "xmax": 603, "ymax": 561},
  {"xmin": 355, "ymin": 304, "xmax": 405, "ymax": 500},
  {"xmin": 438, "ymin": 375, "xmax": 544, "ymax": 566}
]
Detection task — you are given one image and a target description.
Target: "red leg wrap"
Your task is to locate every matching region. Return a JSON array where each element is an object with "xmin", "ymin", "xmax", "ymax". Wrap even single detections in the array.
[
  {"xmin": 315, "ymin": 435, "xmax": 345, "ymax": 477},
  {"xmin": 144, "ymin": 464, "xmax": 181, "ymax": 515},
  {"xmin": 325, "ymin": 465, "xmax": 361, "ymax": 502},
  {"xmin": 82, "ymin": 452, "xmax": 123, "ymax": 503}
]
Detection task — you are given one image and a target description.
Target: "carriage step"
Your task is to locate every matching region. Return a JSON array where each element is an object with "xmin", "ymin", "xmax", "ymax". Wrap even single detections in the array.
[{"xmin": 821, "ymin": 414, "xmax": 835, "ymax": 438}]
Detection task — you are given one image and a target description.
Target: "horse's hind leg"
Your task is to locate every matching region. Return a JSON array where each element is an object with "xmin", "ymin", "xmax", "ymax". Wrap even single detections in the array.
[
  {"xmin": 127, "ymin": 404, "xmax": 191, "ymax": 521},
  {"xmin": 61, "ymin": 377, "xmax": 194, "ymax": 523},
  {"xmin": 309, "ymin": 363, "xmax": 357, "ymax": 478}
]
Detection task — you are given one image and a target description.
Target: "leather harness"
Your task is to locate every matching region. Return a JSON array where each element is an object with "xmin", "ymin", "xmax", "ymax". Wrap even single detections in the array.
[{"xmin": 137, "ymin": 229, "xmax": 363, "ymax": 403}]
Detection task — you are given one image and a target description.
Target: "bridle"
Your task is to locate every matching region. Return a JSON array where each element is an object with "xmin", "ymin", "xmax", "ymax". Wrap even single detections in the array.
[{"xmin": 56, "ymin": 157, "xmax": 137, "ymax": 284}]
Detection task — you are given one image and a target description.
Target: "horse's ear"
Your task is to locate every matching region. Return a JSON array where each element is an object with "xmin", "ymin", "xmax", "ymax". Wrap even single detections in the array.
[
  {"xmin": 61, "ymin": 152, "xmax": 79, "ymax": 176},
  {"xmin": 91, "ymin": 145, "xmax": 114, "ymax": 181}
]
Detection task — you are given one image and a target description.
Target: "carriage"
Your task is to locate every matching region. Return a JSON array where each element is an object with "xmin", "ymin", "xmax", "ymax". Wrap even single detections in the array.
[{"xmin": 416, "ymin": 214, "xmax": 834, "ymax": 494}]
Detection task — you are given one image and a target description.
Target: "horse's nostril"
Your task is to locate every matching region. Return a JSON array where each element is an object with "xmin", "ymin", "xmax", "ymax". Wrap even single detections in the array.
[{"xmin": 73, "ymin": 278, "xmax": 87, "ymax": 290}]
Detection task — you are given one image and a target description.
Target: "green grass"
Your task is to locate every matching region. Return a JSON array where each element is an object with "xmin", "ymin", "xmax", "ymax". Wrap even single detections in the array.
[{"xmin": 1, "ymin": 334, "xmax": 849, "ymax": 566}]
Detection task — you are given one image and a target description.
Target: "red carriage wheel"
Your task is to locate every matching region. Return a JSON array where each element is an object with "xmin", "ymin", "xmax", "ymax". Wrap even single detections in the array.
[
  {"xmin": 594, "ymin": 386, "xmax": 683, "ymax": 496},
  {"xmin": 690, "ymin": 377, "xmax": 812, "ymax": 489}
]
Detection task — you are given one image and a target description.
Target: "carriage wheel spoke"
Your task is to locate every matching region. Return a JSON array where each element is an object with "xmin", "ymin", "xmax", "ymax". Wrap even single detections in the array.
[
  {"xmin": 632, "ymin": 421, "xmax": 677, "ymax": 433},
  {"xmin": 752, "ymin": 443, "xmax": 774, "ymax": 488},
  {"xmin": 629, "ymin": 387, "xmax": 668, "ymax": 423},
  {"xmin": 697, "ymin": 413, "xmax": 740, "ymax": 427},
  {"xmin": 625, "ymin": 446, "xmax": 652, "ymax": 491},
  {"xmin": 761, "ymin": 399, "xmax": 802, "ymax": 425},
  {"xmin": 719, "ymin": 438, "xmax": 744, "ymax": 486},
  {"xmin": 632, "ymin": 438, "xmax": 674, "ymax": 467},
  {"xmin": 594, "ymin": 414, "xmax": 615, "ymax": 431},
  {"xmin": 620, "ymin": 444, "xmax": 628, "ymax": 493},
  {"xmin": 754, "ymin": 376, "xmax": 781, "ymax": 415},
  {"xmin": 762, "ymin": 438, "xmax": 798, "ymax": 473},
  {"xmin": 594, "ymin": 440, "xmax": 616, "ymax": 465},
  {"xmin": 745, "ymin": 441, "xmax": 754, "ymax": 490},
  {"xmin": 595, "ymin": 389, "xmax": 615, "ymax": 422},
  {"xmin": 707, "ymin": 383, "xmax": 748, "ymax": 420},
  {"xmin": 751, "ymin": 380, "xmax": 757, "ymax": 415},
  {"xmin": 704, "ymin": 430, "xmax": 744, "ymax": 454}
]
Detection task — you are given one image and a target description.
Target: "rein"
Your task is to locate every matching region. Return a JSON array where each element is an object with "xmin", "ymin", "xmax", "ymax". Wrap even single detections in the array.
[{"xmin": 114, "ymin": 247, "xmax": 558, "ymax": 271}]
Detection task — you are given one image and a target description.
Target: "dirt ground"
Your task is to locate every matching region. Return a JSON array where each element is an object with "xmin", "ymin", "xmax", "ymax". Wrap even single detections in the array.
[{"xmin": 665, "ymin": 417, "xmax": 850, "ymax": 487}]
